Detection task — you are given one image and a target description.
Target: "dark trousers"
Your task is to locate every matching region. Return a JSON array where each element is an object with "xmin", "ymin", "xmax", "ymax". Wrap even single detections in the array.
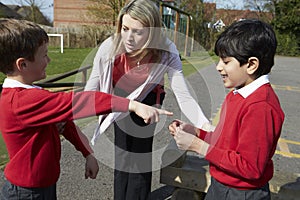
[
  {"xmin": 113, "ymin": 90, "xmax": 165, "ymax": 200},
  {"xmin": 205, "ymin": 177, "xmax": 270, "ymax": 200},
  {"xmin": 0, "ymin": 179, "xmax": 56, "ymax": 200},
  {"xmin": 114, "ymin": 122, "xmax": 154, "ymax": 200}
]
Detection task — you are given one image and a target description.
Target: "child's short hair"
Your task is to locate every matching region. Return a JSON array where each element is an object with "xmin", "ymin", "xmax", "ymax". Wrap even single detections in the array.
[
  {"xmin": 0, "ymin": 18, "xmax": 49, "ymax": 75},
  {"xmin": 214, "ymin": 19, "xmax": 277, "ymax": 78}
]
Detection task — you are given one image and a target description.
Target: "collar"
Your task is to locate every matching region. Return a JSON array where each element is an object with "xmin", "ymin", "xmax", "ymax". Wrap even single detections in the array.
[
  {"xmin": 2, "ymin": 78, "xmax": 41, "ymax": 89},
  {"xmin": 233, "ymin": 75, "xmax": 270, "ymax": 98}
]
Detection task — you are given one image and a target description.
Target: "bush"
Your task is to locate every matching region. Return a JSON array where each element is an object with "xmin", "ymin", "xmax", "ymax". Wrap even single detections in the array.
[{"xmin": 275, "ymin": 31, "xmax": 300, "ymax": 56}]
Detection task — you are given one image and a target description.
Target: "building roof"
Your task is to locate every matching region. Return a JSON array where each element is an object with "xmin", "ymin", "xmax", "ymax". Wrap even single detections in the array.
[
  {"xmin": 0, "ymin": 3, "xmax": 22, "ymax": 19},
  {"xmin": 0, "ymin": 3, "xmax": 51, "ymax": 25}
]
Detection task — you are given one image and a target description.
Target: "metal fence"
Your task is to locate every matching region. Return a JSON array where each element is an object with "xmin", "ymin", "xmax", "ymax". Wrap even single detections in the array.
[{"xmin": 0, "ymin": 65, "xmax": 92, "ymax": 93}]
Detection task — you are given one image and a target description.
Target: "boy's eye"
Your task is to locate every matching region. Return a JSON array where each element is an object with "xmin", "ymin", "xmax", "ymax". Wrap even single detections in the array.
[
  {"xmin": 221, "ymin": 58, "xmax": 231, "ymax": 64},
  {"xmin": 221, "ymin": 59, "xmax": 229, "ymax": 64}
]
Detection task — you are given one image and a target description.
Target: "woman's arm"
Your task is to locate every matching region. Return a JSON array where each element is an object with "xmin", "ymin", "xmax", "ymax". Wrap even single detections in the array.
[
  {"xmin": 85, "ymin": 37, "xmax": 114, "ymax": 92},
  {"xmin": 167, "ymin": 53, "xmax": 209, "ymax": 129},
  {"xmin": 84, "ymin": 49, "xmax": 101, "ymax": 91}
]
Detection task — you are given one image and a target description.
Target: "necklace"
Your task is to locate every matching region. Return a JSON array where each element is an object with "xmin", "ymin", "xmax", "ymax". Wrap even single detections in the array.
[
  {"xmin": 131, "ymin": 56, "xmax": 144, "ymax": 69},
  {"xmin": 127, "ymin": 51, "xmax": 150, "ymax": 69},
  {"xmin": 136, "ymin": 54, "xmax": 146, "ymax": 68},
  {"xmin": 137, "ymin": 61, "xmax": 141, "ymax": 68}
]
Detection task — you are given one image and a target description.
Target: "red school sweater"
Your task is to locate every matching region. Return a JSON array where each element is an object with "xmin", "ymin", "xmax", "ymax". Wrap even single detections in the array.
[
  {"xmin": 199, "ymin": 83, "xmax": 284, "ymax": 189},
  {"xmin": 0, "ymin": 87, "xmax": 129, "ymax": 188}
]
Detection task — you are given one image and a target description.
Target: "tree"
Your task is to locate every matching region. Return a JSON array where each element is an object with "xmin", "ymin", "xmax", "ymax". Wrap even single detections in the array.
[
  {"xmin": 244, "ymin": 0, "xmax": 276, "ymax": 22},
  {"xmin": 273, "ymin": 0, "xmax": 300, "ymax": 35},
  {"xmin": 272, "ymin": 0, "xmax": 300, "ymax": 55},
  {"xmin": 179, "ymin": 0, "xmax": 209, "ymax": 48},
  {"xmin": 87, "ymin": 0, "xmax": 126, "ymax": 26},
  {"xmin": 244, "ymin": 0, "xmax": 276, "ymax": 12},
  {"xmin": 218, "ymin": 0, "xmax": 242, "ymax": 10}
]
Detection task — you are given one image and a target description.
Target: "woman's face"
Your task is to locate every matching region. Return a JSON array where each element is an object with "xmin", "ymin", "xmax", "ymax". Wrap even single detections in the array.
[{"xmin": 121, "ymin": 14, "xmax": 149, "ymax": 54}]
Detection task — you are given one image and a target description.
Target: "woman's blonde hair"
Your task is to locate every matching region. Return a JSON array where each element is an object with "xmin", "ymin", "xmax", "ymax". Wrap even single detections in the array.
[{"xmin": 110, "ymin": 0, "xmax": 166, "ymax": 61}]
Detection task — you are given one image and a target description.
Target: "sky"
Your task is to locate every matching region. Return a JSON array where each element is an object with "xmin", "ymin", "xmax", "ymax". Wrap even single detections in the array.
[
  {"xmin": 203, "ymin": 0, "xmax": 245, "ymax": 10},
  {"xmin": 0, "ymin": 0, "xmax": 245, "ymax": 23}
]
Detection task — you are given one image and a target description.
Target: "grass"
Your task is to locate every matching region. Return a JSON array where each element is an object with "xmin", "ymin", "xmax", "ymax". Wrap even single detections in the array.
[
  {"xmin": 0, "ymin": 47, "xmax": 218, "ymax": 168},
  {"xmin": 181, "ymin": 51, "xmax": 218, "ymax": 76},
  {"xmin": 46, "ymin": 47, "xmax": 96, "ymax": 75},
  {"xmin": 0, "ymin": 47, "xmax": 97, "ymax": 83},
  {"xmin": 0, "ymin": 140, "xmax": 8, "ymax": 168}
]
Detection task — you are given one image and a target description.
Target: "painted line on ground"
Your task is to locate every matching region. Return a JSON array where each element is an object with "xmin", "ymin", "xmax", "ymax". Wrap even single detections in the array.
[
  {"xmin": 276, "ymin": 138, "xmax": 300, "ymax": 159},
  {"xmin": 272, "ymin": 84, "xmax": 300, "ymax": 92},
  {"xmin": 275, "ymin": 150, "xmax": 300, "ymax": 159}
]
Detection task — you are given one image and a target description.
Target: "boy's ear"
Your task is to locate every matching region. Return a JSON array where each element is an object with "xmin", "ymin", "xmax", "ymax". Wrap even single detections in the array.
[
  {"xmin": 16, "ymin": 58, "xmax": 27, "ymax": 72},
  {"xmin": 247, "ymin": 57, "xmax": 259, "ymax": 75}
]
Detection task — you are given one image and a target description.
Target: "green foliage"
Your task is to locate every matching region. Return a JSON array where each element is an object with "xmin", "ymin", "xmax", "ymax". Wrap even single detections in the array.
[
  {"xmin": 275, "ymin": 31, "xmax": 299, "ymax": 56},
  {"xmin": 273, "ymin": 0, "xmax": 300, "ymax": 34},
  {"xmin": 179, "ymin": 0, "xmax": 208, "ymax": 47},
  {"xmin": 0, "ymin": 74, "xmax": 4, "ymax": 83},
  {"xmin": 272, "ymin": 0, "xmax": 300, "ymax": 56},
  {"xmin": 0, "ymin": 137, "xmax": 8, "ymax": 168}
]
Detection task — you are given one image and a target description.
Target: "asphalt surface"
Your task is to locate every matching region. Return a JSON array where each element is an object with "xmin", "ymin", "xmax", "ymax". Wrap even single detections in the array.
[{"xmin": 0, "ymin": 56, "xmax": 299, "ymax": 199}]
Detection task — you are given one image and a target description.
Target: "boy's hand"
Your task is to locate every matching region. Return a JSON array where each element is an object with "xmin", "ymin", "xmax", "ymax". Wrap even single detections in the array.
[
  {"xmin": 169, "ymin": 119, "xmax": 182, "ymax": 136},
  {"xmin": 173, "ymin": 128, "xmax": 197, "ymax": 151},
  {"xmin": 85, "ymin": 154, "xmax": 99, "ymax": 179},
  {"xmin": 172, "ymin": 126, "xmax": 209, "ymax": 156},
  {"xmin": 169, "ymin": 119, "xmax": 198, "ymax": 136},
  {"xmin": 128, "ymin": 100, "xmax": 173, "ymax": 124}
]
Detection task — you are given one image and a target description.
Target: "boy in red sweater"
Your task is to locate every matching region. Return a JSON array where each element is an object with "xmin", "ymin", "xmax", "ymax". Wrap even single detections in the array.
[
  {"xmin": 0, "ymin": 18, "xmax": 172, "ymax": 199},
  {"xmin": 169, "ymin": 19, "xmax": 284, "ymax": 200}
]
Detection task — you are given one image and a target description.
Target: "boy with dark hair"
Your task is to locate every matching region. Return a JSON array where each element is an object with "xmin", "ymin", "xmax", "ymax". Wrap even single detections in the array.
[
  {"xmin": 0, "ymin": 18, "xmax": 172, "ymax": 200},
  {"xmin": 169, "ymin": 19, "xmax": 284, "ymax": 200}
]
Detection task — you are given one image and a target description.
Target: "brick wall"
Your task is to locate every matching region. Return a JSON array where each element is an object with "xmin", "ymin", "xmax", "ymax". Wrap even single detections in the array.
[{"xmin": 53, "ymin": 0, "xmax": 111, "ymax": 28}]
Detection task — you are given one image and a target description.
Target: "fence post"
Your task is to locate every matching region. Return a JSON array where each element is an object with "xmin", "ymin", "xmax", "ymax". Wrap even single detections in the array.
[
  {"xmin": 174, "ymin": 11, "xmax": 180, "ymax": 46},
  {"xmin": 82, "ymin": 68, "xmax": 87, "ymax": 84},
  {"xmin": 184, "ymin": 16, "xmax": 191, "ymax": 57}
]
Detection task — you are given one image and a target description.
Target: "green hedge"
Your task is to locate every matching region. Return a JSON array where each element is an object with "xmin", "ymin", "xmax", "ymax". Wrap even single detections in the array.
[{"xmin": 276, "ymin": 31, "xmax": 300, "ymax": 56}]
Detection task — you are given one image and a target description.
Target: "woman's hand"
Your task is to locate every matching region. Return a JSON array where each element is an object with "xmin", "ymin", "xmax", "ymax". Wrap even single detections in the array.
[{"xmin": 128, "ymin": 100, "xmax": 173, "ymax": 124}]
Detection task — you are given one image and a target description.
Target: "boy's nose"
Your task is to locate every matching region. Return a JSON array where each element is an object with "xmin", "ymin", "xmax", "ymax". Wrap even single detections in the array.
[{"xmin": 216, "ymin": 61, "xmax": 222, "ymax": 72}]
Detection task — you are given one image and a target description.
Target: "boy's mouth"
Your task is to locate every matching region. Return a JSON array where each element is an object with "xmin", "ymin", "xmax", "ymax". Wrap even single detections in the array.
[{"xmin": 221, "ymin": 74, "xmax": 227, "ymax": 79}]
